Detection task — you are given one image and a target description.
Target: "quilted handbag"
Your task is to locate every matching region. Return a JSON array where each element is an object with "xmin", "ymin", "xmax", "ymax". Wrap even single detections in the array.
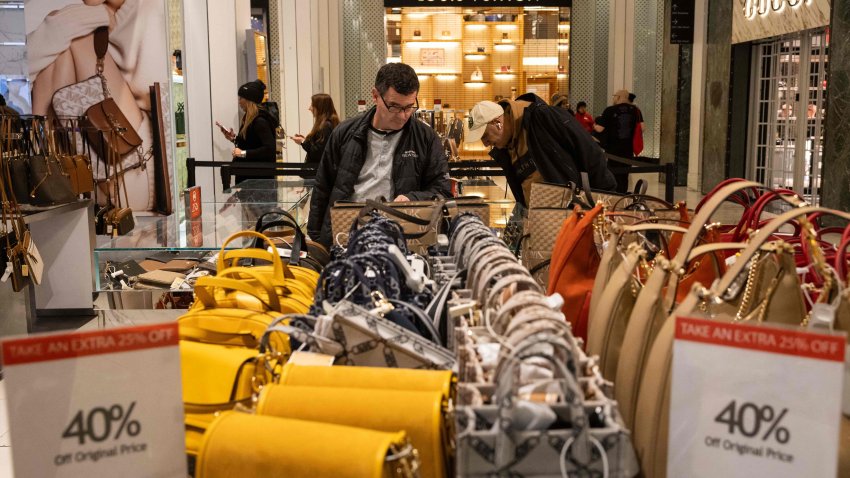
[
  {"xmin": 195, "ymin": 412, "xmax": 420, "ymax": 478},
  {"xmin": 456, "ymin": 333, "xmax": 639, "ymax": 477},
  {"xmin": 257, "ymin": 384, "xmax": 452, "ymax": 478},
  {"xmin": 274, "ymin": 301, "xmax": 456, "ymax": 370}
]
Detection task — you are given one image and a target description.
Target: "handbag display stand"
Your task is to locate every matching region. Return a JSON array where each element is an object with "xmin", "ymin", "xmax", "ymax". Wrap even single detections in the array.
[{"xmin": 0, "ymin": 200, "xmax": 96, "ymax": 332}]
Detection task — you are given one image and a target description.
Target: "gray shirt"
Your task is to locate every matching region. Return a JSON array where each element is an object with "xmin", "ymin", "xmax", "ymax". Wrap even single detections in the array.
[{"xmin": 350, "ymin": 128, "xmax": 402, "ymax": 202}]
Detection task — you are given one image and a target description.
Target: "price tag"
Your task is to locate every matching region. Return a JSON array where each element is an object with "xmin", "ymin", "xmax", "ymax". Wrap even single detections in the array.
[
  {"xmin": 1, "ymin": 323, "xmax": 186, "ymax": 477},
  {"xmin": 668, "ymin": 316, "xmax": 846, "ymax": 478}
]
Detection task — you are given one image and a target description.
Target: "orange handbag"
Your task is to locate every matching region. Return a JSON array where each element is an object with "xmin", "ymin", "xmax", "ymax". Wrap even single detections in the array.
[{"xmin": 547, "ymin": 203, "xmax": 605, "ymax": 343}]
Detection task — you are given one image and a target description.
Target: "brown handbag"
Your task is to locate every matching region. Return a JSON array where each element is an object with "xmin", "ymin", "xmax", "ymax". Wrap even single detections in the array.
[
  {"xmin": 83, "ymin": 27, "xmax": 142, "ymax": 157},
  {"xmin": 1, "ymin": 153, "xmax": 32, "ymax": 292},
  {"xmin": 27, "ymin": 125, "xmax": 76, "ymax": 206},
  {"xmin": 56, "ymin": 124, "xmax": 94, "ymax": 195},
  {"xmin": 103, "ymin": 130, "xmax": 134, "ymax": 237}
]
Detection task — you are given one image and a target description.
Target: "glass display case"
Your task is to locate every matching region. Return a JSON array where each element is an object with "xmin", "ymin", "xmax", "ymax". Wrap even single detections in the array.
[{"xmin": 93, "ymin": 179, "xmax": 311, "ymax": 309}]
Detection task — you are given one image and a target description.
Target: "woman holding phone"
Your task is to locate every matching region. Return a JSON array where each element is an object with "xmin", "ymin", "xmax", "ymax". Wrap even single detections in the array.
[
  {"xmin": 290, "ymin": 93, "xmax": 339, "ymax": 165},
  {"xmin": 217, "ymin": 79, "xmax": 277, "ymax": 184}
]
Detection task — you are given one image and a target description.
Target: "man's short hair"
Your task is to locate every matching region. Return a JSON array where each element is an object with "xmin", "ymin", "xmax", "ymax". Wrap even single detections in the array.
[
  {"xmin": 375, "ymin": 63, "xmax": 419, "ymax": 96},
  {"xmin": 576, "ymin": 101, "xmax": 587, "ymax": 109}
]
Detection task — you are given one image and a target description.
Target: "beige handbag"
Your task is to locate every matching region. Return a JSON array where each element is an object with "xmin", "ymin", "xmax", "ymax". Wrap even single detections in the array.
[
  {"xmin": 331, "ymin": 199, "xmax": 444, "ymax": 253},
  {"xmin": 586, "ymin": 223, "xmax": 688, "ymax": 381},
  {"xmin": 632, "ymin": 205, "xmax": 842, "ymax": 478},
  {"xmin": 528, "ymin": 181, "xmax": 575, "ymax": 209},
  {"xmin": 614, "ymin": 180, "xmax": 760, "ymax": 427}
]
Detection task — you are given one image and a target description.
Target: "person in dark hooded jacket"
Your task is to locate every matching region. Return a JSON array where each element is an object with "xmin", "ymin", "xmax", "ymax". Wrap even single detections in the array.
[
  {"xmin": 217, "ymin": 79, "xmax": 278, "ymax": 184},
  {"xmin": 466, "ymin": 94, "xmax": 616, "ymax": 207}
]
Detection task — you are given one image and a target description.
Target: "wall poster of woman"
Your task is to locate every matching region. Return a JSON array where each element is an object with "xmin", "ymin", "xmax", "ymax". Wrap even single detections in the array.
[{"xmin": 25, "ymin": 0, "xmax": 174, "ymax": 212}]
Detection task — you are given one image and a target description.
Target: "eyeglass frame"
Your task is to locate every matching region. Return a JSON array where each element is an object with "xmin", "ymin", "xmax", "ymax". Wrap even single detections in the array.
[{"xmin": 379, "ymin": 93, "xmax": 419, "ymax": 114}]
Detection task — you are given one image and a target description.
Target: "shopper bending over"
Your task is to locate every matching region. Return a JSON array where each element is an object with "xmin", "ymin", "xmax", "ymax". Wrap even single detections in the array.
[
  {"xmin": 308, "ymin": 62, "xmax": 451, "ymax": 247},
  {"xmin": 291, "ymin": 93, "xmax": 340, "ymax": 165},
  {"xmin": 217, "ymin": 79, "xmax": 278, "ymax": 184},
  {"xmin": 465, "ymin": 95, "xmax": 616, "ymax": 207}
]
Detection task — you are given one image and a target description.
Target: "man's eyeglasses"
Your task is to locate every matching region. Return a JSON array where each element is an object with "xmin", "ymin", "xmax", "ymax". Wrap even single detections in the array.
[{"xmin": 379, "ymin": 94, "xmax": 419, "ymax": 114}]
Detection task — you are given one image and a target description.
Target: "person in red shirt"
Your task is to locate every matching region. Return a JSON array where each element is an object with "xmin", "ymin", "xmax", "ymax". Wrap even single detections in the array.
[{"xmin": 574, "ymin": 101, "xmax": 595, "ymax": 135}]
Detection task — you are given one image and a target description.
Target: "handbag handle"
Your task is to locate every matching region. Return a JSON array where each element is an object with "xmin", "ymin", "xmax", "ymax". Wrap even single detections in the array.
[
  {"xmin": 709, "ymin": 206, "xmax": 850, "ymax": 297},
  {"xmin": 611, "ymin": 194, "xmax": 675, "ymax": 212},
  {"xmin": 93, "ymin": 26, "xmax": 110, "ymax": 97},
  {"xmin": 468, "ymin": 250, "xmax": 517, "ymax": 294},
  {"xmin": 217, "ymin": 230, "xmax": 295, "ymax": 280},
  {"xmin": 694, "ymin": 178, "xmax": 759, "ymax": 212},
  {"xmin": 252, "ymin": 210, "xmax": 305, "ymax": 266},
  {"xmin": 193, "ymin": 266, "xmax": 282, "ymax": 311},
  {"xmin": 485, "ymin": 273, "xmax": 542, "ymax": 313},
  {"xmin": 358, "ymin": 199, "xmax": 444, "ymax": 240},
  {"xmin": 662, "ymin": 181, "xmax": 762, "ymax": 307}
]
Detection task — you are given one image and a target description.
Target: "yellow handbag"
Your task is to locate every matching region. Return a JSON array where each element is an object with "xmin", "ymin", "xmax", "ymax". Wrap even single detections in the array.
[
  {"xmin": 214, "ymin": 230, "xmax": 317, "ymax": 307},
  {"xmin": 180, "ymin": 340, "xmax": 267, "ymax": 455},
  {"xmin": 279, "ymin": 363, "xmax": 456, "ymax": 402},
  {"xmin": 178, "ymin": 271, "xmax": 292, "ymax": 351},
  {"xmin": 195, "ymin": 412, "xmax": 419, "ymax": 478},
  {"xmin": 258, "ymin": 384, "xmax": 451, "ymax": 478}
]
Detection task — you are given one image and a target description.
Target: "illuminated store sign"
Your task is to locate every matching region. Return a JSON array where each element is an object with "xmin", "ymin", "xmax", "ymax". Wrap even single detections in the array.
[
  {"xmin": 743, "ymin": 0, "xmax": 812, "ymax": 20},
  {"xmin": 385, "ymin": 0, "xmax": 571, "ymax": 7}
]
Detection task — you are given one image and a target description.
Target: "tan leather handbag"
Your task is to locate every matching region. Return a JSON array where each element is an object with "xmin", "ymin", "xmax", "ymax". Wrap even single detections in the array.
[
  {"xmin": 615, "ymin": 181, "xmax": 760, "ymax": 427},
  {"xmin": 632, "ymin": 205, "xmax": 842, "ymax": 478},
  {"xmin": 586, "ymin": 223, "xmax": 688, "ymax": 381}
]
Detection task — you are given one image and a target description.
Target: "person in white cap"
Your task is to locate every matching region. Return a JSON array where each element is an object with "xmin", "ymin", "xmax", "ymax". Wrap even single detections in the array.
[{"xmin": 465, "ymin": 93, "xmax": 616, "ymax": 207}]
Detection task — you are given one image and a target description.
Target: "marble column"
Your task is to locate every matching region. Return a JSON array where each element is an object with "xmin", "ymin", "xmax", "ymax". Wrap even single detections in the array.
[
  {"xmin": 822, "ymin": 0, "xmax": 850, "ymax": 211},
  {"xmin": 570, "ymin": 0, "xmax": 610, "ymax": 116},
  {"xmin": 699, "ymin": 0, "xmax": 732, "ymax": 193},
  {"xmin": 341, "ymin": 0, "xmax": 387, "ymax": 119},
  {"xmin": 659, "ymin": 0, "xmax": 680, "ymax": 172}
]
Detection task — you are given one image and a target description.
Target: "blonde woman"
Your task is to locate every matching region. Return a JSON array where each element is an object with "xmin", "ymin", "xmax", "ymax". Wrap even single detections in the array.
[{"xmin": 217, "ymin": 80, "xmax": 277, "ymax": 184}]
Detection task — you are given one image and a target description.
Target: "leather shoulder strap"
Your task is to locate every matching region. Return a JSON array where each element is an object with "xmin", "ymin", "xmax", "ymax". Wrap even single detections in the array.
[{"xmin": 93, "ymin": 27, "xmax": 109, "ymax": 59}]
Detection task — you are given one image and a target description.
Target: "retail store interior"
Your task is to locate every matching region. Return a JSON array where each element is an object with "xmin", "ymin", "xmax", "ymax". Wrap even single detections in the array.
[{"xmin": 0, "ymin": 0, "xmax": 848, "ymax": 476}]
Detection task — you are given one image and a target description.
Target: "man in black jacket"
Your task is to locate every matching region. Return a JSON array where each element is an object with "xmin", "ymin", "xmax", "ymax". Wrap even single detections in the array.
[
  {"xmin": 308, "ymin": 63, "xmax": 451, "ymax": 247},
  {"xmin": 466, "ymin": 94, "xmax": 616, "ymax": 206}
]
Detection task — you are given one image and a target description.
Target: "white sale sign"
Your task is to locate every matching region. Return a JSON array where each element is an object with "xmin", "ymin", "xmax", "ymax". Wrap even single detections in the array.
[
  {"xmin": 1, "ymin": 323, "xmax": 186, "ymax": 477},
  {"xmin": 668, "ymin": 316, "xmax": 845, "ymax": 478}
]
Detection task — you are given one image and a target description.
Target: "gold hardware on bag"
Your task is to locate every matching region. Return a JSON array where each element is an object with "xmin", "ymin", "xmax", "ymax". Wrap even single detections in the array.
[{"xmin": 386, "ymin": 440, "xmax": 421, "ymax": 478}]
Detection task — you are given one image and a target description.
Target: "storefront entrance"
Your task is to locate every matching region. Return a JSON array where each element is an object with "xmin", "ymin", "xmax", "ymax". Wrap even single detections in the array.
[{"xmin": 748, "ymin": 28, "xmax": 828, "ymax": 204}]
